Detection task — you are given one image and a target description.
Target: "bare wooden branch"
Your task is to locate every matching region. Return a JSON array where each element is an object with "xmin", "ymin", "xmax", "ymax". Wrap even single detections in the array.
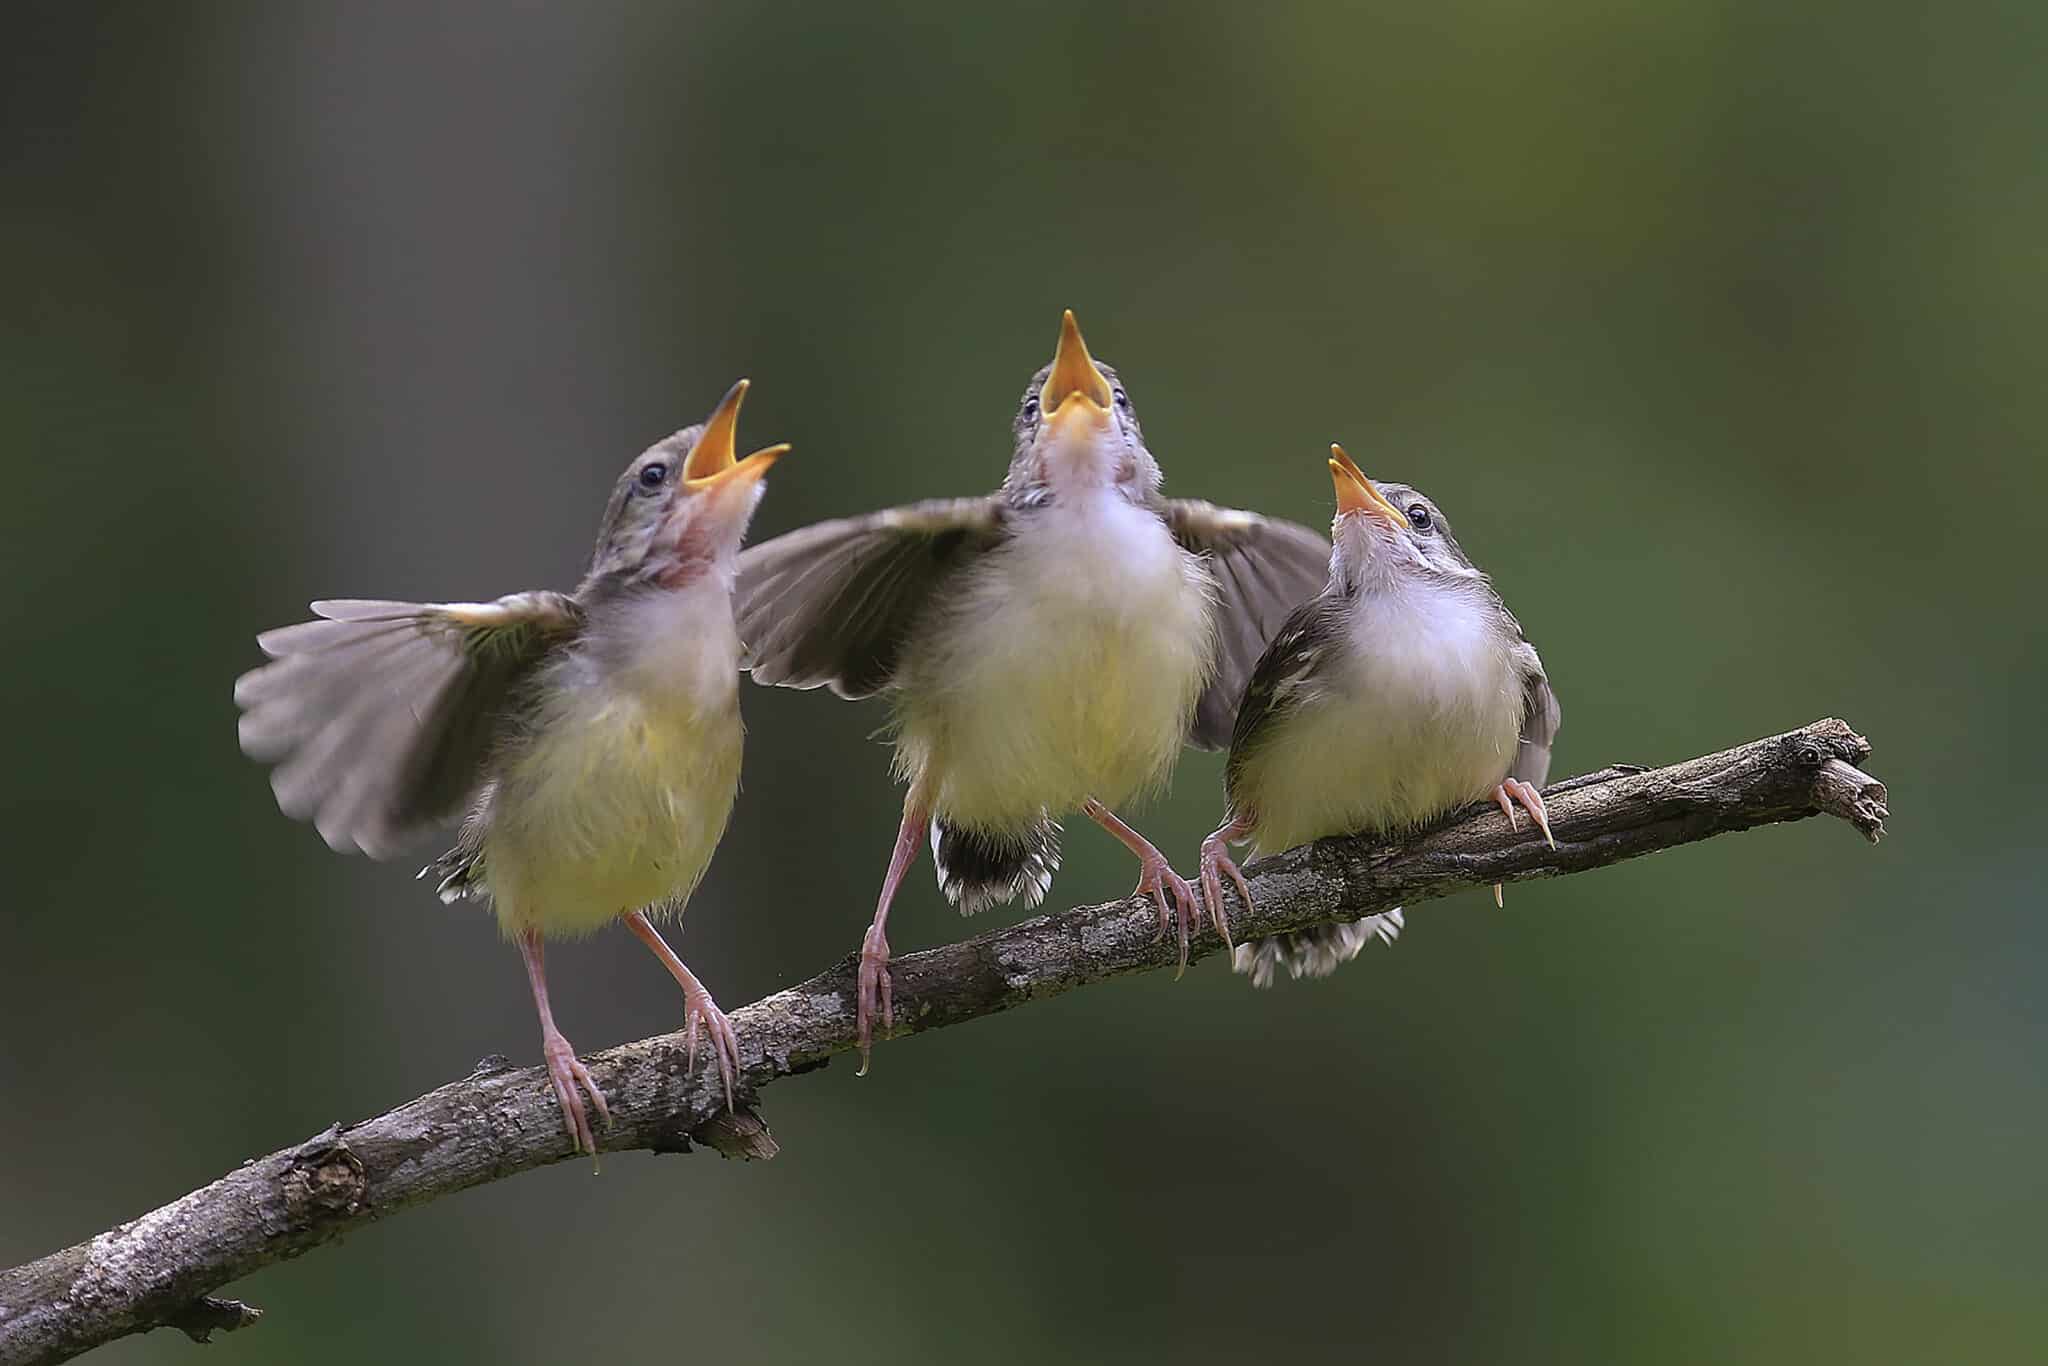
[{"xmin": 0, "ymin": 718, "xmax": 1884, "ymax": 1366}]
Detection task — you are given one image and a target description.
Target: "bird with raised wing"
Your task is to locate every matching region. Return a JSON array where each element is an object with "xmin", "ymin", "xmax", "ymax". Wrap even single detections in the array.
[
  {"xmin": 1199, "ymin": 446, "xmax": 1560, "ymax": 985},
  {"xmin": 734, "ymin": 311, "xmax": 1330, "ymax": 1067},
  {"xmin": 235, "ymin": 382, "xmax": 787, "ymax": 1153}
]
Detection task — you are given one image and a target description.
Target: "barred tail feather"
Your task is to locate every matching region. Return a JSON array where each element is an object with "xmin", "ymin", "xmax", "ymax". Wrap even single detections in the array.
[
  {"xmin": 931, "ymin": 818, "xmax": 1061, "ymax": 916},
  {"xmin": 420, "ymin": 844, "xmax": 485, "ymax": 904},
  {"xmin": 1231, "ymin": 909, "xmax": 1404, "ymax": 988},
  {"xmin": 417, "ymin": 788, "xmax": 492, "ymax": 904}
]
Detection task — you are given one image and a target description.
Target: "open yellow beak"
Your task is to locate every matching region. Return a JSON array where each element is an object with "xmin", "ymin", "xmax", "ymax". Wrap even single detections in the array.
[
  {"xmin": 1040, "ymin": 309, "xmax": 1114, "ymax": 431},
  {"xmin": 1328, "ymin": 444, "xmax": 1406, "ymax": 528},
  {"xmin": 683, "ymin": 379, "xmax": 789, "ymax": 491}
]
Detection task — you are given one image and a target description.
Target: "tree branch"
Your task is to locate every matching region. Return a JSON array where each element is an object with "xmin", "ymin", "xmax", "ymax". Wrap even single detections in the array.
[{"xmin": 0, "ymin": 718, "xmax": 1887, "ymax": 1366}]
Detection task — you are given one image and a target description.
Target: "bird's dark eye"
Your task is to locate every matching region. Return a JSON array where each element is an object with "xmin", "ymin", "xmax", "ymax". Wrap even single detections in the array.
[
  {"xmin": 1022, "ymin": 395, "xmax": 1041, "ymax": 422},
  {"xmin": 639, "ymin": 463, "xmax": 668, "ymax": 490},
  {"xmin": 1406, "ymin": 504, "xmax": 1432, "ymax": 531},
  {"xmin": 1112, "ymin": 388, "xmax": 1129, "ymax": 410}
]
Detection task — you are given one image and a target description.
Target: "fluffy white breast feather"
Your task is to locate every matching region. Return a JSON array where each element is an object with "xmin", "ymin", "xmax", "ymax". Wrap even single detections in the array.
[
  {"xmin": 1239, "ymin": 575, "xmax": 1521, "ymax": 854},
  {"xmin": 894, "ymin": 491, "xmax": 1217, "ymax": 829}
]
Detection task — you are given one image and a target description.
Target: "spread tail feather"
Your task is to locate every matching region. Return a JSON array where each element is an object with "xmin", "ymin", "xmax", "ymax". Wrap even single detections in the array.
[
  {"xmin": 931, "ymin": 818, "xmax": 1061, "ymax": 916},
  {"xmin": 1231, "ymin": 909, "xmax": 1404, "ymax": 988},
  {"xmin": 420, "ymin": 844, "xmax": 485, "ymax": 903},
  {"xmin": 418, "ymin": 788, "xmax": 491, "ymax": 903}
]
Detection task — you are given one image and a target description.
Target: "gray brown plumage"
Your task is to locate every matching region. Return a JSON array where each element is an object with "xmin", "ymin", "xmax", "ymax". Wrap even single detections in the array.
[
  {"xmin": 238, "ymin": 592, "xmax": 584, "ymax": 859},
  {"xmin": 732, "ymin": 312, "xmax": 1329, "ymax": 1066},
  {"xmin": 1200, "ymin": 447, "xmax": 1560, "ymax": 986},
  {"xmin": 235, "ymin": 382, "xmax": 787, "ymax": 1153}
]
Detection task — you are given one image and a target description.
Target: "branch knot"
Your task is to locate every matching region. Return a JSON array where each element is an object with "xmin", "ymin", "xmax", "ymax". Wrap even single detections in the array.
[{"xmin": 282, "ymin": 1132, "xmax": 366, "ymax": 1226}]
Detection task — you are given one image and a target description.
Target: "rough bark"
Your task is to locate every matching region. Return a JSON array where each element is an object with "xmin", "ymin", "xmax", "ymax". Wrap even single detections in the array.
[{"xmin": 0, "ymin": 718, "xmax": 1887, "ymax": 1366}]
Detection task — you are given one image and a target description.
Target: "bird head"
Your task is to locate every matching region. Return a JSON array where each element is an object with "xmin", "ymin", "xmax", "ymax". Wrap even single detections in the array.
[
  {"xmin": 1006, "ymin": 310, "xmax": 1159, "ymax": 502},
  {"xmin": 588, "ymin": 379, "xmax": 788, "ymax": 590},
  {"xmin": 1326, "ymin": 445, "xmax": 1479, "ymax": 589}
]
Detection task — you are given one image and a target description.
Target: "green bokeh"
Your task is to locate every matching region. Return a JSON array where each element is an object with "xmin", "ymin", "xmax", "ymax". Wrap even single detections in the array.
[{"xmin": 4, "ymin": 3, "xmax": 2041, "ymax": 1362}]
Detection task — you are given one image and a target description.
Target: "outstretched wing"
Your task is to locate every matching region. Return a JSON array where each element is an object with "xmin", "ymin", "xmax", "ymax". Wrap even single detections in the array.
[
  {"xmin": 234, "ymin": 593, "xmax": 581, "ymax": 858},
  {"xmin": 1163, "ymin": 500, "xmax": 1332, "ymax": 750},
  {"xmin": 734, "ymin": 497, "xmax": 1008, "ymax": 699}
]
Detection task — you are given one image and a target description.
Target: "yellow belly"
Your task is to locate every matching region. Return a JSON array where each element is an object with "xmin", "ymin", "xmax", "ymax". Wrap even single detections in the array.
[
  {"xmin": 1236, "ymin": 590, "xmax": 1523, "ymax": 854},
  {"xmin": 1240, "ymin": 693, "xmax": 1519, "ymax": 854},
  {"xmin": 484, "ymin": 689, "xmax": 743, "ymax": 939},
  {"xmin": 893, "ymin": 498, "xmax": 1217, "ymax": 828}
]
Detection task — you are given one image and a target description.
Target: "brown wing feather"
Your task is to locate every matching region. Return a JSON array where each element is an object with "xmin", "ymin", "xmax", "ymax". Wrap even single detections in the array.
[
  {"xmin": 234, "ymin": 593, "xmax": 580, "ymax": 857},
  {"xmin": 1221, "ymin": 592, "xmax": 1347, "ymax": 805},
  {"xmin": 733, "ymin": 498, "xmax": 1007, "ymax": 699},
  {"xmin": 1163, "ymin": 500, "xmax": 1332, "ymax": 751},
  {"xmin": 1511, "ymin": 646, "xmax": 1560, "ymax": 786}
]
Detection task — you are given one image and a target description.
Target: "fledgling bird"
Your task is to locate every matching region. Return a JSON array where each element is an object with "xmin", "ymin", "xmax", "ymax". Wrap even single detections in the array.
[
  {"xmin": 234, "ymin": 381, "xmax": 787, "ymax": 1154},
  {"xmin": 1199, "ymin": 446, "xmax": 1560, "ymax": 986},
  {"xmin": 734, "ymin": 311, "xmax": 1329, "ymax": 1067}
]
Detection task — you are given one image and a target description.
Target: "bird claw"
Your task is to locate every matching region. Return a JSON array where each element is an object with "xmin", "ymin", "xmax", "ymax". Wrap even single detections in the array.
[
  {"xmin": 1491, "ymin": 778, "xmax": 1556, "ymax": 907},
  {"xmin": 1136, "ymin": 854, "xmax": 1206, "ymax": 979},
  {"xmin": 682, "ymin": 986, "xmax": 741, "ymax": 1113},
  {"xmin": 1494, "ymin": 777, "xmax": 1555, "ymax": 850},
  {"xmin": 541, "ymin": 1031, "xmax": 611, "ymax": 1158},
  {"xmin": 1197, "ymin": 836, "xmax": 1251, "ymax": 954},
  {"xmin": 1493, "ymin": 785, "xmax": 1521, "ymax": 833},
  {"xmin": 855, "ymin": 922, "xmax": 893, "ymax": 1076}
]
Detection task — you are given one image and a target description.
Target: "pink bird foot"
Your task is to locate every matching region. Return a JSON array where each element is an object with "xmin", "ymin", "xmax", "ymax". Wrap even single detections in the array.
[
  {"xmin": 1492, "ymin": 777, "xmax": 1555, "ymax": 906},
  {"xmin": 857, "ymin": 920, "xmax": 893, "ymax": 1076},
  {"xmin": 625, "ymin": 910, "xmax": 743, "ymax": 1112},
  {"xmin": 681, "ymin": 983, "xmax": 742, "ymax": 1114},
  {"xmin": 519, "ymin": 929, "xmax": 611, "ymax": 1157},
  {"xmin": 849, "ymin": 804, "xmax": 928, "ymax": 1076},
  {"xmin": 1198, "ymin": 815, "xmax": 1257, "ymax": 952},
  {"xmin": 541, "ymin": 1026, "xmax": 611, "ymax": 1158},
  {"xmin": 1085, "ymin": 797, "xmax": 1211, "ymax": 977}
]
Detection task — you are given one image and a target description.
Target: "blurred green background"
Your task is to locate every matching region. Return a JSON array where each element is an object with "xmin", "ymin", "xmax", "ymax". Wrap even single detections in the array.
[{"xmin": 5, "ymin": 2, "xmax": 2043, "ymax": 1362}]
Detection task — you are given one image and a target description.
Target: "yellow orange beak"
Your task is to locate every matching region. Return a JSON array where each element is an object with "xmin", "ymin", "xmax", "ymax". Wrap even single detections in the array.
[
  {"xmin": 1040, "ymin": 309, "xmax": 1114, "ymax": 432},
  {"xmin": 683, "ymin": 379, "xmax": 789, "ymax": 491},
  {"xmin": 1328, "ymin": 444, "xmax": 1406, "ymax": 528}
]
